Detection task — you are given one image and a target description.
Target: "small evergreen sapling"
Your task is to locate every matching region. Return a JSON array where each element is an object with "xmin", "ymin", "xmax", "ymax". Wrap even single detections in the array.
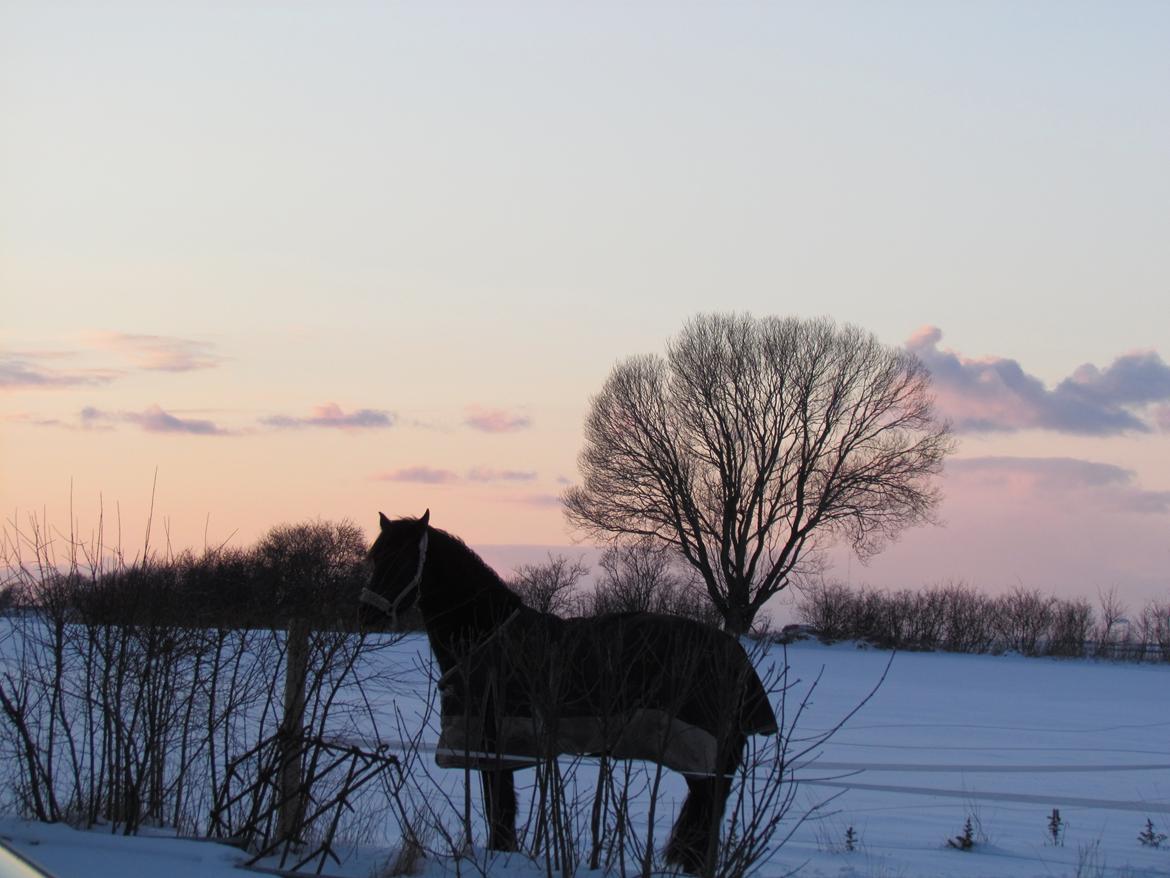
[
  {"xmin": 844, "ymin": 826, "xmax": 857, "ymax": 852},
  {"xmin": 947, "ymin": 817, "xmax": 976, "ymax": 851},
  {"xmin": 1047, "ymin": 808, "xmax": 1065, "ymax": 847},
  {"xmin": 1138, "ymin": 818, "xmax": 1167, "ymax": 848}
]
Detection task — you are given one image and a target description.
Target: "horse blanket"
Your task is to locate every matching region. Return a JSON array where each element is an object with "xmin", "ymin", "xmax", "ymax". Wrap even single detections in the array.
[{"xmin": 434, "ymin": 611, "xmax": 778, "ymax": 776}]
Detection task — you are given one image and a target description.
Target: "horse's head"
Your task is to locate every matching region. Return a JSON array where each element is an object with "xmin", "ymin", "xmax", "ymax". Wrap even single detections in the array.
[{"xmin": 360, "ymin": 509, "xmax": 430, "ymax": 630}]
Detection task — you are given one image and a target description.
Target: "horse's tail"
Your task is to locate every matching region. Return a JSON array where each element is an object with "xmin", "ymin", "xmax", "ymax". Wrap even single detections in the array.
[
  {"xmin": 740, "ymin": 665, "xmax": 779, "ymax": 735},
  {"xmin": 726, "ymin": 637, "xmax": 778, "ymax": 736}
]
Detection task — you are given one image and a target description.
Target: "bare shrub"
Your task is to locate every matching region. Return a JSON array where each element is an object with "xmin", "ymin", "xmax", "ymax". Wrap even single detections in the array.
[
  {"xmin": 1094, "ymin": 587, "xmax": 1130, "ymax": 659},
  {"xmin": 509, "ymin": 554, "xmax": 589, "ymax": 617},
  {"xmin": 937, "ymin": 581, "xmax": 997, "ymax": 653},
  {"xmin": 0, "ymin": 510, "xmax": 405, "ymax": 851},
  {"xmin": 995, "ymin": 587, "xmax": 1056, "ymax": 656},
  {"xmin": 1049, "ymin": 597, "xmax": 1093, "ymax": 658},
  {"xmin": 380, "ymin": 808, "xmax": 432, "ymax": 877},
  {"xmin": 1074, "ymin": 840, "xmax": 1105, "ymax": 878},
  {"xmin": 1137, "ymin": 599, "xmax": 1170, "ymax": 662},
  {"xmin": 903, "ymin": 587, "xmax": 945, "ymax": 651},
  {"xmin": 794, "ymin": 579, "xmax": 856, "ymax": 642},
  {"xmin": 254, "ymin": 519, "xmax": 368, "ymax": 626},
  {"xmin": 589, "ymin": 538, "xmax": 723, "ymax": 626},
  {"xmin": 790, "ymin": 580, "xmax": 1167, "ymax": 662}
]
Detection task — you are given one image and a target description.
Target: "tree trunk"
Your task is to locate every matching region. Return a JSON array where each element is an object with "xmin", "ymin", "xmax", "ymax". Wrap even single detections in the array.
[{"xmin": 723, "ymin": 604, "xmax": 751, "ymax": 638}]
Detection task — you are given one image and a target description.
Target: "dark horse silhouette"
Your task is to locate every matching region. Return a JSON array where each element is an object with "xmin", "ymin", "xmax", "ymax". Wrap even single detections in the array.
[{"xmin": 360, "ymin": 511, "xmax": 778, "ymax": 873}]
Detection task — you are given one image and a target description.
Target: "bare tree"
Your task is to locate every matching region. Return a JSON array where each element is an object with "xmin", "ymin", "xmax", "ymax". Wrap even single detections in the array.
[
  {"xmin": 510, "ymin": 553, "xmax": 590, "ymax": 616},
  {"xmin": 565, "ymin": 313, "xmax": 954, "ymax": 635}
]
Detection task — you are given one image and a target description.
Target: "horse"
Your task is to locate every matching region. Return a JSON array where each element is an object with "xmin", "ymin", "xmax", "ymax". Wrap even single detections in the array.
[{"xmin": 359, "ymin": 510, "xmax": 778, "ymax": 873}]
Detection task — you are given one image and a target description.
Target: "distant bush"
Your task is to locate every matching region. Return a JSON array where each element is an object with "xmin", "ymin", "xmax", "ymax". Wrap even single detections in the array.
[
  {"xmin": 794, "ymin": 579, "xmax": 1170, "ymax": 661},
  {"xmin": 4, "ymin": 521, "xmax": 371, "ymax": 632}
]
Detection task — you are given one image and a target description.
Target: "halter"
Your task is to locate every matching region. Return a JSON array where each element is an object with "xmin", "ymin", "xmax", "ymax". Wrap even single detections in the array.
[{"xmin": 361, "ymin": 530, "xmax": 429, "ymax": 623}]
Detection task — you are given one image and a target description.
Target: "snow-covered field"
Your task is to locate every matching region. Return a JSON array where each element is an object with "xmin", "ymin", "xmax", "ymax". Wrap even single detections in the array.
[{"xmin": 3, "ymin": 636, "xmax": 1169, "ymax": 878}]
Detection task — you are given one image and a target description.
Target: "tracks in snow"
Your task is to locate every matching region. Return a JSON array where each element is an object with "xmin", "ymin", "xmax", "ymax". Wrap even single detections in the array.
[{"xmin": 798, "ymin": 779, "xmax": 1170, "ymax": 813}]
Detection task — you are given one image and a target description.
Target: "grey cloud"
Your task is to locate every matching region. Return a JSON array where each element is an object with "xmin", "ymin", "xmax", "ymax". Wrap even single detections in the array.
[
  {"xmin": 127, "ymin": 404, "xmax": 229, "ymax": 435},
  {"xmin": 79, "ymin": 404, "xmax": 231, "ymax": 435},
  {"xmin": 1, "ymin": 357, "xmax": 119, "ymax": 389},
  {"xmin": 1058, "ymin": 352, "xmax": 1170, "ymax": 407},
  {"xmin": 370, "ymin": 466, "xmax": 541, "ymax": 485},
  {"xmin": 80, "ymin": 406, "xmax": 115, "ymax": 426},
  {"xmin": 263, "ymin": 403, "xmax": 395, "ymax": 430},
  {"xmin": 907, "ymin": 327, "xmax": 1170, "ymax": 435}
]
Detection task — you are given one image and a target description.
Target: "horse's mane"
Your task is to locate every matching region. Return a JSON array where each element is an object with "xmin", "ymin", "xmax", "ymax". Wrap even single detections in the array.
[{"xmin": 421, "ymin": 523, "xmax": 525, "ymax": 611}]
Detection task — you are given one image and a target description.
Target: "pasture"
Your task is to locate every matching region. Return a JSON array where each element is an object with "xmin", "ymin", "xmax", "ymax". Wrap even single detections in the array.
[{"xmin": 3, "ymin": 625, "xmax": 1169, "ymax": 878}]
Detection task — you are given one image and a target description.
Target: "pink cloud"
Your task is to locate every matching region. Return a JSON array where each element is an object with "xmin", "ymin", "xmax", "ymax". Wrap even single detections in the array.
[
  {"xmin": 1153, "ymin": 403, "xmax": 1170, "ymax": 432},
  {"xmin": 370, "ymin": 466, "xmax": 541, "ymax": 484},
  {"xmin": 1, "ymin": 411, "xmax": 75, "ymax": 428},
  {"xmin": 372, "ymin": 467, "xmax": 459, "ymax": 484},
  {"xmin": 907, "ymin": 327, "xmax": 1170, "ymax": 435},
  {"xmin": 946, "ymin": 456, "xmax": 1170, "ymax": 515},
  {"xmin": 466, "ymin": 467, "xmax": 537, "ymax": 483},
  {"xmin": 464, "ymin": 406, "xmax": 531, "ymax": 433},
  {"xmin": 89, "ymin": 332, "xmax": 223, "ymax": 372},
  {"xmin": 505, "ymin": 493, "xmax": 564, "ymax": 508},
  {"xmin": 825, "ymin": 453, "xmax": 1170, "ymax": 601}
]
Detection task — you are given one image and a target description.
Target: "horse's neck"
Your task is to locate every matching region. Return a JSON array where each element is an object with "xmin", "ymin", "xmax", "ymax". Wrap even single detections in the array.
[{"xmin": 419, "ymin": 544, "xmax": 519, "ymax": 670}]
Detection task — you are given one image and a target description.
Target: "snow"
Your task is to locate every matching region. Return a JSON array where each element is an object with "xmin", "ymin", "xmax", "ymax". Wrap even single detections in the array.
[
  {"xmin": 4, "ymin": 636, "xmax": 1169, "ymax": 878},
  {"xmin": 767, "ymin": 642, "xmax": 1170, "ymax": 877}
]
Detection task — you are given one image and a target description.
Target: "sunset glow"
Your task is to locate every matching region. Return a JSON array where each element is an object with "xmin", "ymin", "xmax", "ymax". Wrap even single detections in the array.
[{"xmin": 3, "ymin": 3, "xmax": 1168, "ymax": 606}]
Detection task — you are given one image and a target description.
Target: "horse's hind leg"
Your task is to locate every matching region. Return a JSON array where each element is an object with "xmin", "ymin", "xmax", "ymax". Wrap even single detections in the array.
[
  {"xmin": 665, "ymin": 734, "xmax": 745, "ymax": 874},
  {"xmin": 665, "ymin": 776, "xmax": 715, "ymax": 874},
  {"xmin": 481, "ymin": 769, "xmax": 518, "ymax": 851}
]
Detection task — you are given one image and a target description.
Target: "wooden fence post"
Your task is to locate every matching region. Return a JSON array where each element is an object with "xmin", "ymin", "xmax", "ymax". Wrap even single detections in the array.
[{"xmin": 277, "ymin": 617, "xmax": 310, "ymax": 845}]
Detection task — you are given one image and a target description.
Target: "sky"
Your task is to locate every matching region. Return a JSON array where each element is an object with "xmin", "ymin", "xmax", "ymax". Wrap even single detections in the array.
[{"xmin": 2, "ymin": 2, "xmax": 1169, "ymax": 605}]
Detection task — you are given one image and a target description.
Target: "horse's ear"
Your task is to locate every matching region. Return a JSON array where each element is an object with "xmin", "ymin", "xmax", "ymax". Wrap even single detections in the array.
[
  {"xmin": 420, "ymin": 509, "xmax": 430, "ymax": 528},
  {"xmin": 379, "ymin": 511, "xmax": 391, "ymax": 531}
]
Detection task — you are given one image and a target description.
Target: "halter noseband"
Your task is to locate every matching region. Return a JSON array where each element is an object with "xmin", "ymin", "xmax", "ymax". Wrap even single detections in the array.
[{"xmin": 361, "ymin": 530, "xmax": 429, "ymax": 623}]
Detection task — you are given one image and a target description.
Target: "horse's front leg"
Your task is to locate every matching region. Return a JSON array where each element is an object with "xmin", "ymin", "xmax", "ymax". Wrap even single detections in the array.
[{"xmin": 481, "ymin": 769, "xmax": 518, "ymax": 852}]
